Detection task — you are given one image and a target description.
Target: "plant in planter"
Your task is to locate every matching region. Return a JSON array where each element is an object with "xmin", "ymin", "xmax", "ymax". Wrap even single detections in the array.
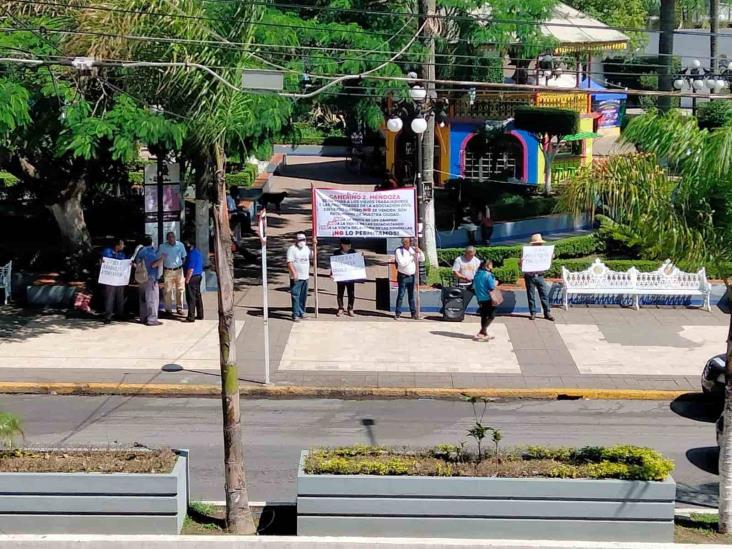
[
  {"xmin": 0, "ymin": 412, "xmax": 22, "ymax": 448},
  {"xmin": 463, "ymin": 395, "xmax": 502, "ymax": 460}
]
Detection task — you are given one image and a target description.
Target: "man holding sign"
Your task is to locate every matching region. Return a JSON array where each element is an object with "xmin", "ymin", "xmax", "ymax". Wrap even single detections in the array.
[
  {"xmin": 329, "ymin": 238, "xmax": 364, "ymax": 317},
  {"xmin": 520, "ymin": 233, "xmax": 555, "ymax": 322},
  {"xmin": 99, "ymin": 237, "xmax": 130, "ymax": 324}
]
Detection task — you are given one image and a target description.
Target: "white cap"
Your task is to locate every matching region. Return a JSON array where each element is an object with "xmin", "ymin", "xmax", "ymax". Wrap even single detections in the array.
[{"xmin": 296, "ymin": 233, "xmax": 307, "ymax": 241}]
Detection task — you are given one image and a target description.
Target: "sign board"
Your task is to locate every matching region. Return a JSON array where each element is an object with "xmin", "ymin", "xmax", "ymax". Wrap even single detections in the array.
[
  {"xmin": 144, "ymin": 162, "xmax": 182, "ymax": 240},
  {"xmin": 521, "ymin": 245, "xmax": 555, "ymax": 273},
  {"xmin": 98, "ymin": 258, "xmax": 132, "ymax": 287},
  {"xmin": 313, "ymin": 188, "xmax": 416, "ymax": 238},
  {"xmin": 241, "ymin": 69, "xmax": 284, "ymax": 91},
  {"xmin": 330, "ymin": 252, "xmax": 367, "ymax": 282}
]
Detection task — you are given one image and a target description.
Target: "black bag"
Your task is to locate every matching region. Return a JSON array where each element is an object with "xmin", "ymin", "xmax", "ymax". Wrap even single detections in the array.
[{"xmin": 441, "ymin": 286, "xmax": 466, "ymax": 322}]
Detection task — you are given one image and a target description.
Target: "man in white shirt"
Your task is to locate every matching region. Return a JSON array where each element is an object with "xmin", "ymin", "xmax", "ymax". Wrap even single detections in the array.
[
  {"xmin": 452, "ymin": 245, "xmax": 481, "ymax": 308},
  {"xmin": 287, "ymin": 233, "xmax": 315, "ymax": 322},
  {"xmin": 393, "ymin": 237, "xmax": 425, "ymax": 320}
]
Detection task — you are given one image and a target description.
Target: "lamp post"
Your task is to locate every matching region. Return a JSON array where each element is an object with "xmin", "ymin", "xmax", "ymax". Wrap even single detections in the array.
[{"xmin": 673, "ymin": 59, "xmax": 728, "ymax": 114}]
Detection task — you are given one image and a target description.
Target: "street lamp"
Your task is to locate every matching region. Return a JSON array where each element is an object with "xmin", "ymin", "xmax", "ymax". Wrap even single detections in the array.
[{"xmin": 673, "ymin": 59, "xmax": 714, "ymax": 114}]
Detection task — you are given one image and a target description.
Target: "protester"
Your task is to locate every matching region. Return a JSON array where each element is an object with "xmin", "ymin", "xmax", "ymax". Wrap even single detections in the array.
[
  {"xmin": 521, "ymin": 233, "xmax": 555, "ymax": 321},
  {"xmin": 227, "ymin": 185, "xmax": 251, "ymax": 247},
  {"xmin": 473, "ymin": 260, "xmax": 497, "ymax": 341},
  {"xmin": 332, "ymin": 238, "xmax": 357, "ymax": 317},
  {"xmin": 100, "ymin": 237, "xmax": 126, "ymax": 324},
  {"xmin": 478, "ymin": 205, "xmax": 494, "ymax": 245},
  {"xmin": 135, "ymin": 236, "xmax": 164, "ymax": 326},
  {"xmin": 159, "ymin": 231, "xmax": 187, "ymax": 316},
  {"xmin": 183, "ymin": 238, "xmax": 204, "ymax": 323},
  {"xmin": 452, "ymin": 245, "xmax": 481, "ymax": 307},
  {"xmin": 394, "ymin": 237, "xmax": 424, "ymax": 320},
  {"xmin": 287, "ymin": 233, "xmax": 315, "ymax": 322}
]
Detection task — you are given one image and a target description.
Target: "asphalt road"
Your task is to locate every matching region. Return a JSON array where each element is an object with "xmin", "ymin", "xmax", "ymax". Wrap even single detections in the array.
[{"xmin": 0, "ymin": 395, "xmax": 723, "ymax": 507}]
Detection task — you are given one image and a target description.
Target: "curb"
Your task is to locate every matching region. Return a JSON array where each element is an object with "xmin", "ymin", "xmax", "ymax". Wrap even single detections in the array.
[{"xmin": 0, "ymin": 382, "xmax": 687, "ymax": 401}]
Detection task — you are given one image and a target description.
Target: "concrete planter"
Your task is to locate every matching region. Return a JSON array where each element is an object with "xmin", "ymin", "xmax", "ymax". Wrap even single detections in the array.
[
  {"xmin": 0, "ymin": 449, "xmax": 189, "ymax": 535},
  {"xmin": 297, "ymin": 452, "xmax": 675, "ymax": 542}
]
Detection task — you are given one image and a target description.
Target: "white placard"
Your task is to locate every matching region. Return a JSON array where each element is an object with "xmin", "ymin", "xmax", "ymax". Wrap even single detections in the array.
[
  {"xmin": 521, "ymin": 245, "xmax": 555, "ymax": 273},
  {"xmin": 313, "ymin": 188, "xmax": 416, "ymax": 238},
  {"xmin": 98, "ymin": 258, "xmax": 132, "ymax": 287},
  {"xmin": 330, "ymin": 253, "xmax": 367, "ymax": 282}
]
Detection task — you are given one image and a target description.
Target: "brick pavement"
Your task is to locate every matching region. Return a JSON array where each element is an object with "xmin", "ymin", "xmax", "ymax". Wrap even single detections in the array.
[{"xmin": 0, "ymin": 156, "xmax": 727, "ymax": 394}]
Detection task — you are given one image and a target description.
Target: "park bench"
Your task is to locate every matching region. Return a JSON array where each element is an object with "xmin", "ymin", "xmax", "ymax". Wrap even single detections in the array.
[
  {"xmin": 561, "ymin": 258, "xmax": 711, "ymax": 311},
  {"xmin": 0, "ymin": 260, "xmax": 11, "ymax": 304}
]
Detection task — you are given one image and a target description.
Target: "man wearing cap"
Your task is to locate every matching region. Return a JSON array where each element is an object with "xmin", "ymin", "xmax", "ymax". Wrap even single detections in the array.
[
  {"xmin": 521, "ymin": 233, "xmax": 555, "ymax": 321},
  {"xmin": 287, "ymin": 233, "xmax": 315, "ymax": 322}
]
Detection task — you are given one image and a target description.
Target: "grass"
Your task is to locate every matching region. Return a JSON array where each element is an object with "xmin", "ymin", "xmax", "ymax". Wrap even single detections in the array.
[
  {"xmin": 675, "ymin": 513, "xmax": 732, "ymax": 544},
  {"xmin": 182, "ymin": 502, "xmax": 297, "ymax": 536}
]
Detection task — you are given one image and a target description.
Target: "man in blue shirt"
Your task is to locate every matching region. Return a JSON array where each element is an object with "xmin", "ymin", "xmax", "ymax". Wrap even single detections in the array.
[
  {"xmin": 135, "ymin": 236, "xmax": 164, "ymax": 326},
  {"xmin": 158, "ymin": 231, "xmax": 187, "ymax": 316},
  {"xmin": 100, "ymin": 237, "xmax": 126, "ymax": 324},
  {"xmin": 183, "ymin": 238, "xmax": 205, "ymax": 322}
]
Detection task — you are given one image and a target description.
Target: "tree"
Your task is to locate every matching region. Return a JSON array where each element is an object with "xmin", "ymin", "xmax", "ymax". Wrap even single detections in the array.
[
  {"xmin": 560, "ymin": 110, "xmax": 732, "ymax": 532},
  {"xmin": 513, "ymin": 107, "xmax": 580, "ymax": 196},
  {"xmin": 564, "ymin": 0, "xmax": 649, "ymax": 51}
]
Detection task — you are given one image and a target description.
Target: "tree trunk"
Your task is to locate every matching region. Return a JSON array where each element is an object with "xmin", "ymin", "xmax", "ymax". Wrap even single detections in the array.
[
  {"xmin": 543, "ymin": 142, "xmax": 554, "ymax": 196},
  {"xmin": 193, "ymin": 152, "xmax": 213, "ymax": 267},
  {"xmin": 420, "ymin": 0, "xmax": 439, "ymax": 268},
  {"xmin": 719, "ymin": 285, "xmax": 732, "ymax": 533},
  {"xmin": 658, "ymin": 0, "xmax": 676, "ymax": 112},
  {"xmin": 211, "ymin": 143, "xmax": 256, "ymax": 535},
  {"xmin": 46, "ymin": 177, "xmax": 92, "ymax": 253}
]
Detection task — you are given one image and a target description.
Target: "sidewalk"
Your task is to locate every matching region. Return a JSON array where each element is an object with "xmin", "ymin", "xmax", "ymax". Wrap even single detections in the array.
[{"xmin": 0, "ymin": 156, "xmax": 727, "ymax": 396}]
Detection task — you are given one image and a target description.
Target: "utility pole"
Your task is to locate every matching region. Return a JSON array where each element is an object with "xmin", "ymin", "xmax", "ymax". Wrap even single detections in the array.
[
  {"xmin": 419, "ymin": 0, "xmax": 439, "ymax": 268},
  {"xmin": 658, "ymin": 0, "xmax": 676, "ymax": 112}
]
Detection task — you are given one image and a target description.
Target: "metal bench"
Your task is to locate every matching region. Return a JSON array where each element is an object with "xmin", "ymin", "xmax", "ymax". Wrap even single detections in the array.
[
  {"xmin": 0, "ymin": 260, "xmax": 11, "ymax": 304},
  {"xmin": 561, "ymin": 258, "xmax": 636, "ymax": 310},
  {"xmin": 561, "ymin": 258, "xmax": 711, "ymax": 311}
]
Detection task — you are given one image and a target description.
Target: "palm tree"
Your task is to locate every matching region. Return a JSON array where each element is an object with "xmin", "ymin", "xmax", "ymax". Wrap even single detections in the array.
[
  {"xmin": 73, "ymin": 0, "xmax": 290, "ymax": 533},
  {"xmin": 560, "ymin": 110, "xmax": 732, "ymax": 532}
]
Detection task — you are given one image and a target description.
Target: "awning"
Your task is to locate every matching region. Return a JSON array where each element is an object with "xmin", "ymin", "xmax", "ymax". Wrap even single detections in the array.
[{"xmin": 541, "ymin": 3, "xmax": 629, "ymax": 54}]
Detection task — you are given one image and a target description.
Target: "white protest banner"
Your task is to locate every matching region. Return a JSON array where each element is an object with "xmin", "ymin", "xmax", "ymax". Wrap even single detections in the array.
[
  {"xmin": 521, "ymin": 245, "xmax": 555, "ymax": 273},
  {"xmin": 98, "ymin": 258, "xmax": 132, "ymax": 286},
  {"xmin": 330, "ymin": 253, "xmax": 367, "ymax": 282},
  {"xmin": 313, "ymin": 188, "xmax": 416, "ymax": 238}
]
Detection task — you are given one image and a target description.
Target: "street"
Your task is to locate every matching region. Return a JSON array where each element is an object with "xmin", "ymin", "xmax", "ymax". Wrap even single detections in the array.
[{"xmin": 0, "ymin": 395, "xmax": 722, "ymax": 507}]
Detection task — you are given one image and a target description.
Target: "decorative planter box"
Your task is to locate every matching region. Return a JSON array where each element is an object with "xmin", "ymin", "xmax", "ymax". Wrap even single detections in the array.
[
  {"xmin": 0, "ymin": 449, "xmax": 189, "ymax": 534},
  {"xmin": 297, "ymin": 451, "xmax": 675, "ymax": 542}
]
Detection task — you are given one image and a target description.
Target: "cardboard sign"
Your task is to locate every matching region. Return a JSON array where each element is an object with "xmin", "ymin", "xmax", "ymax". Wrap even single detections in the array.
[
  {"xmin": 330, "ymin": 253, "xmax": 367, "ymax": 282},
  {"xmin": 98, "ymin": 258, "xmax": 132, "ymax": 287},
  {"xmin": 521, "ymin": 245, "xmax": 555, "ymax": 273},
  {"xmin": 313, "ymin": 188, "xmax": 416, "ymax": 238}
]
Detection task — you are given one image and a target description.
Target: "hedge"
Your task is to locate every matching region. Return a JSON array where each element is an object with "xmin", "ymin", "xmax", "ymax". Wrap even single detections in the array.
[
  {"xmin": 436, "ymin": 258, "xmax": 519, "ymax": 286},
  {"xmin": 227, "ymin": 164, "xmax": 258, "ymax": 188},
  {"xmin": 437, "ymin": 234, "xmax": 600, "ymax": 267}
]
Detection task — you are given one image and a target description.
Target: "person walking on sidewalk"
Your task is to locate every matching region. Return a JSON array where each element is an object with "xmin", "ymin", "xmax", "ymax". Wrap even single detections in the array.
[
  {"xmin": 183, "ymin": 239, "xmax": 204, "ymax": 323},
  {"xmin": 521, "ymin": 233, "xmax": 555, "ymax": 322},
  {"xmin": 100, "ymin": 237, "xmax": 127, "ymax": 324},
  {"xmin": 394, "ymin": 237, "xmax": 424, "ymax": 320},
  {"xmin": 159, "ymin": 231, "xmax": 187, "ymax": 317},
  {"xmin": 473, "ymin": 260, "xmax": 497, "ymax": 341},
  {"xmin": 332, "ymin": 238, "xmax": 357, "ymax": 317},
  {"xmin": 452, "ymin": 245, "xmax": 481, "ymax": 307},
  {"xmin": 135, "ymin": 236, "xmax": 164, "ymax": 326},
  {"xmin": 287, "ymin": 233, "xmax": 314, "ymax": 322}
]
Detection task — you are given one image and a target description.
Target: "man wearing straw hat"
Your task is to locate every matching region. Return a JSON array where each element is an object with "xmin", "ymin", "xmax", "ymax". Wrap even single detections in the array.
[{"xmin": 521, "ymin": 233, "xmax": 555, "ymax": 322}]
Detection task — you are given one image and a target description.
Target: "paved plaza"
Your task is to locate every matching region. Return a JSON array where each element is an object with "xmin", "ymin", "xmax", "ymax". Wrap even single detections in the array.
[{"xmin": 0, "ymin": 156, "xmax": 728, "ymax": 393}]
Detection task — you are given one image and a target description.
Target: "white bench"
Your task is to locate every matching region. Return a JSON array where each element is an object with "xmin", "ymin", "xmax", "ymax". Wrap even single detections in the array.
[
  {"xmin": 562, "ymin": 258, "xmax": 711, "ymax": 311},
  {"xmin": 0, "ymin": 260, "xmax": 11, "ymax": 305}
]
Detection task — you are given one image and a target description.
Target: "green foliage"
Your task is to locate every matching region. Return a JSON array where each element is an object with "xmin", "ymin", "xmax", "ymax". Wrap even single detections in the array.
[
  {"xmin": 563, "ymin": 0, "xmax": 649, "ymax": 50},
  {"xmin": 462, "ymin": 394, "xmax": 502, "ymax": 461},
  {"xmin": 226, "ymin": 164, "xmax": 259, "ymax": 188},
  {"xmin": 0, "ymin": 412, "xmax": 23, "ymax": 448},
  {"xmin": 128, "ymin": 171, "xmax": 144, "ymax": 186},
  {"xmin": 0, "ymin": 79, "xmax": 31, "ymax": 138},
  {"xmin": 696, "ymin": 101, "xmax": 732, "ymax": 131},
  {"xmin": 514, "ymin": 107, "xmax": 579, "ymax": 138},
  {"xmin": 493, "ymin": 258, "xmax": 521, "ymax": 284},
  {"xmin": 0, "ymin": 171, "xmax": 19, "ymax": 188}
]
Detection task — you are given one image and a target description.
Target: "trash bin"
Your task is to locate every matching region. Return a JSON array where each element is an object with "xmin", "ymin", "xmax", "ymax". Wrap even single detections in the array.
[{"xmin": 441, "ymin": 286, "xmax": 466, "ymax": 322}]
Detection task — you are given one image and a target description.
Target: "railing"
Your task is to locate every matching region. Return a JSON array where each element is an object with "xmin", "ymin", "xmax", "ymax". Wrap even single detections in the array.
[
  {"xmin": 535, "ymin": 92, "xmax": 589, "ymax": 113},
  {"xmin": 451, "ymin": 93, "xmax": 534, "ymax": 119},
  {"xmin": 551, "ymin": 157, "xmax": 583, "ymax": 183}
]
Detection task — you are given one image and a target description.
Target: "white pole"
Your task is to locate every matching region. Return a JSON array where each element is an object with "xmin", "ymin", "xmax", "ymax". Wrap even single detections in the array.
[{"xmin": 258, "ymin": 210, "xmax": 271, "ymax": 385}]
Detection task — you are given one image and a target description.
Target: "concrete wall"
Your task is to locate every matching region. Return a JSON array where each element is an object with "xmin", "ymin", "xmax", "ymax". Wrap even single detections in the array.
[{"xmin": 0, "ymin": 451, "xmax": 188, "ymax": 535}]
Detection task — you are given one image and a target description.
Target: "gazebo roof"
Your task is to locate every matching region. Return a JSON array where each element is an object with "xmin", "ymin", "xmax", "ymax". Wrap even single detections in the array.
[{"xmin": 541, "ymin": 3, "xmax": 629, "ymax": 54}]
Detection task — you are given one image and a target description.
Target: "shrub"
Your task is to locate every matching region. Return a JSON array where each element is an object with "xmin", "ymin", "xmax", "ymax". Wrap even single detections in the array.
[
  {"xmin": 128, "ymin": 171, "xmax": 144, "ymax": 186},
  {"xmin": 226, "ymin": 164, "xmax": 258, "ymax": 188},
  {"xmin": 0, "ymin": 171, "xmax": 19, "ymax": 188},
  {"xmin": 0, "ymin": 412, "xmax": 23, "ymax": 448},
  {"xmin": 493, "ymin": 258, "xmax": 520, "ymax": 284},
  {"xmin": 514, "ymin": 107, "xmax": 579, "ymax": 137},
  {"xmin": 696, "ymin": 100, "xmax": 732, "ymax": 130}
]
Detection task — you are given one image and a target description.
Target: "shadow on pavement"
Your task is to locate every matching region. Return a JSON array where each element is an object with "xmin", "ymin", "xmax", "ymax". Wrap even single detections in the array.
[
  {"xmin": 430, "ymin": 330, "xmax": 476, "ymax": 340},
  {"xmin": 687, "ymin": 446, "xmax": 720, "ymax": 475},
  {"xmin": 670, "ymin": 393, "xmax": 723, "ymax": 423},
  {"xmin": 676, "ymin": 481, "xmax": 719, "ymax": 508}
]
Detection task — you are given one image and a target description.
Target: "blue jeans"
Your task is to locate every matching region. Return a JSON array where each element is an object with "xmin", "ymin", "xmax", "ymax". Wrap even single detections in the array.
[
  {"xmin": 395, "ymin": 273, "xmax": 416, "ymax": 316},
  {"xmin": 290, "ymin": 279, "xmax": 308, "ymax": 319},
  {"xmin": 524, "ymin": 274, "xmax": 551, "ymax": 316}
]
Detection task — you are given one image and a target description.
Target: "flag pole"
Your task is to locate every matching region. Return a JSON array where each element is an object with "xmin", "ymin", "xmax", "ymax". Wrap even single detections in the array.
[{"xmin": 311, "ymin": 184, "xmax": 319, "ymax": 318}]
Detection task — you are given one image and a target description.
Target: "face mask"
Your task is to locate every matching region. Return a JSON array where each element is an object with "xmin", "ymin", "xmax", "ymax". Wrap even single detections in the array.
[{"xmin": 297, "ymin": 241, "xmax": 306, "ymax": 248}]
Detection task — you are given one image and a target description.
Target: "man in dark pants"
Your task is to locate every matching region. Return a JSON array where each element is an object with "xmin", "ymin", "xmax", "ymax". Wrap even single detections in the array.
[
  {"xmin": 100, "ymin": 237, "xmax": 126, "ymax": 324},
  {"xmin": 333, "ymin": 238, "xmax": 357, "ymax": 317},
  {"xmin": 183, "ymin": 239, "xmax": 204, "ymax": 322},
  {"xmin": 521, "ymin": 233, "xmax": 555, "ymax": 321}
]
